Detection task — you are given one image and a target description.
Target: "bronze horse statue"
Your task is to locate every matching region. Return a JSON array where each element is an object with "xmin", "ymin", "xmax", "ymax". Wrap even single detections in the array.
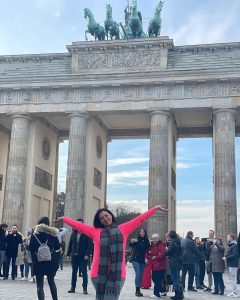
[
  {"xmin": 104, "ymin": 4, "xmax": 120, "ymax": 40},
  {"xmin": 84, "ymin": 8, "xmax": 105, "ymax": 41},
  {"xmin": 148, "ymin": 1, "xmax": 164, "ymax": 37}
]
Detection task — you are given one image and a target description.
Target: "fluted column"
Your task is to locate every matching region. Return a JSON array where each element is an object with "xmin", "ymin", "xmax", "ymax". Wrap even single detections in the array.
[
  {"xmin": 148, "ymin": 110, "xmax": 171, "ymax": 238},
  {"xmin": 213, "ymin": 108, "xmax": 237, "ymax": 240},
  {"xmin": 2, "ymin": 114, "xmax": 30, "ymax": 230},
  {"xmin": 64, "ymin": 113, "xmax": 88, "ymax": 221}
]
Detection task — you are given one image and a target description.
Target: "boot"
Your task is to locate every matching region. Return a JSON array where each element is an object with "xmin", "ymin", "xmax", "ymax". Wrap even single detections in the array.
[
  {"xmin": 135, "ymin": 287, "xmax": 143, "ymax": 297},
  {"xmin": 68, "ymin": 288, "xmax": 75, "ymax": 293}
]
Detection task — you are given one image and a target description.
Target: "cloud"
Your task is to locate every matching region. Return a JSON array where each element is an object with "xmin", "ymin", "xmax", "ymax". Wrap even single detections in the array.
[
  {"xmin": 108, "ymin": 157, "xmax": 149, "ymax": 167},
  {"xmin": 107, "ymin": 169, "xmax": 149, "ymax": 186}
]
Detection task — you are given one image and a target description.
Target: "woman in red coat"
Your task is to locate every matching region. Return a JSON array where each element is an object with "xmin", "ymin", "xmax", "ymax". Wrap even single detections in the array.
[{"xmin": 145, "ymin": 234, "xmax": 167, "ymax": 298}]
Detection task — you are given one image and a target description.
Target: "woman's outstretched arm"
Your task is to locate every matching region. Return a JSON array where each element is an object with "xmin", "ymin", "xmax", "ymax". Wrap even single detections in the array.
[
  {"xmin": 55, "ymin": 217, "xmax": 96, "ymax": 239},
  {"xmin": 120, "ymin": 205, "xmax": 169, "ymax": 236}
]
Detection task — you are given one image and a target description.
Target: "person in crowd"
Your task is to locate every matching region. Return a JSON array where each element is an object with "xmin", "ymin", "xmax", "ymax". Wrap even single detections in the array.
[
  {"xmin": 22, "ymin": 229, "xmax": 35, "ymax": 282},
  {"xmin": 0, "ymin": 223, "xmax": 8, "ymax": 277},
  {"xmin": 59, "ymin": 239, "xmax": 65, "ymax": 271},
  {"xmin": 16, "ymin": 241, "xmax": 25, "ymax": 278},
  {"xmin": 194, "ymin": 237, "xmax": 205, "ymax": 289},
  {"xmin": 4, "ymin": 224, "xmax": 22, "ymax": 280},
  {"xmin": 210, "ymin": 238, "xmax": 225, "ymax": 295},
  {"xmin": 56, "ymin": 204, "xmax": 169, "ymax": 300},
  {"xmin": 66, "ymin": 218, "xmax": 92, "ymax": 294},
  {"xmin": 166, "ymin": 230, "xmax": 183, "ymax": 300},
  {"xmin": 202, "ymin": 229, "xmax": 215, "ymax": 292},
  {"xmin": 181, "ymin": 231, "xmax": 201, "ymax": 292},
  {"xmin": 145, "ymin": 233, "xmax": 167, "ymax": 298},
  {"xmin": 130, "ymin": 228, "xmax": 150, "ymax": 297},
  {"xmin": 57, "ymin": 227, "xmax": 68, "ymax": 243},
  {"xmin": 29, "ymin": 217, "xmax": 60, "ymax": 300},
  {"xmin": 223, "ymin": 234, "xmax": 239, "ymax": 297}
]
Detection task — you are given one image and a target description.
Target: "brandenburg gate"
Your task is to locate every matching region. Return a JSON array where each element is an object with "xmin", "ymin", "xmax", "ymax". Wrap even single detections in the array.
[{"xmin": 0, "ymin": 36, "xmax": 239, "ymax": 239}]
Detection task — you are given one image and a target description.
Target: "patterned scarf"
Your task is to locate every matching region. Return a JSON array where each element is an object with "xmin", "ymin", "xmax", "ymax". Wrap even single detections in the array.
[{"xmin": 96, "ymin": 224, "xmax": 123, "ymax": 300}]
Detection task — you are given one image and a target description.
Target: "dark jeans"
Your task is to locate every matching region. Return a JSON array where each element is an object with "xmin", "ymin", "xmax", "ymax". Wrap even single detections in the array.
[
  {"xmin": 213, "ymin": 272, "xmax": 224, "ymax": 293},
  {"xmin": 5, "ymin": 256, "xmax": 17, "ymax": 279},
  {"xmin": 59, "ymin": 255, "xmax": 64, "ymax": 270},
  {"xmin": 182, "ymin": 263, "xmax": 195, "ymax": 289},
  {"xmin": 152, "ymin": 269, "xmax": 166, "ymax": 296},
  {"xmin": 36, "ymin": 273, "xmax": 58, "ymax": 300},
  {"xmin": 199, "ymin": 260, "xmax": 205, "ymax": 286},
  {"xmin": 170, "ymin": 268, "xmax": 181, "ymax": 292},
  {"xmin": 71, "ymin": 255, "xmax": 88, "ymax": 290}
]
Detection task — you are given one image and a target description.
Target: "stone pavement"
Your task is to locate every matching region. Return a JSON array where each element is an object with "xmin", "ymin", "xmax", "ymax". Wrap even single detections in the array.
[{"xmin": 0, "ymin": 263, "xmax": 238, "ymax": 299}]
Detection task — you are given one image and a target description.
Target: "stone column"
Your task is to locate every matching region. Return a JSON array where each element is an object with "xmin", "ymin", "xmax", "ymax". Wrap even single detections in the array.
[
  {"xmin": 213, "ymin": 108, "xmax": 237, "ymax": 240},
  {"xmin": 148, "ymin": 110, "xmax": 171, "ymax": 238},
  {"xmin": 2, "ymin": 114, "xmax": 30, "ymax": 230},
  {"xmin": 64, "ymin": 113, "xmax": 88, "ymax": 221}
]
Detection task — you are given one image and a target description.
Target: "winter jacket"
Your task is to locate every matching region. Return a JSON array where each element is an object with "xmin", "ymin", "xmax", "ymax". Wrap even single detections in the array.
[
  {"xmin": 130, "ymin": 236, "xmax": 150, "ymax": 264},
  {"xmin": 29, "ymin": 224, "xmax": 60, "ymax": 276},
  {"xmin": 5, "ymin": 232, "xmax": 22, "ymax": 257},
  {"xmin": 0, "ymin": 226, "xmax": 7, "ymax": 251},
  {"xmin": 181, "ymin": 236, "xmax": 201, "ymax": 265},
  {"xmin": 66, "ymin": 229, "xmax": 92, "ymax": 258},
  {"xmin": 210, "ymin": 243, "xmax": 225, "ymax": 273},
  {"xmin": 166, "ymin": 238, "xmax": 182, "ymax": 270},
  {"xmin": 226, "ymin": 241, "xmax": 239, "ymax": 268},
  {"xmin": 202, "ymin": 239, "xmax": 214, "ymax": 261},
  {"xmin": 145, "ymin": 240, "xmax": 167, "ymax": 270}
]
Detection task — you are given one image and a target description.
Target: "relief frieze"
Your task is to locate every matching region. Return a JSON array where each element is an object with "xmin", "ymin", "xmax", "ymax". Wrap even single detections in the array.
[{"xmin": 78, "ymin": 50, "xmax": 161, "ymax": 70}]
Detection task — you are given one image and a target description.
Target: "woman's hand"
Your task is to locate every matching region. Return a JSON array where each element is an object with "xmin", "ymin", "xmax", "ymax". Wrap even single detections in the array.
[
  {"xmin": 53, "ymin": 217, "xmax": 64, "ymax": 223},
  {"xmin": 155, "ymin": 205, "xmax": 169, "ymax": 212}
]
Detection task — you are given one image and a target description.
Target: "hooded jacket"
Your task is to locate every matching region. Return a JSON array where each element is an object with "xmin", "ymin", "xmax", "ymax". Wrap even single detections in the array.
[
  {"xmin": 29, "ymin": 224, "xmax": 60, "ymax": 276},
  {"xmin": 226, "ymin": 241, "xmax": 239, "ymax": 268},
  {"xmin": 166, "ymin": 238, "xmax": 182, "ymax": 270}
]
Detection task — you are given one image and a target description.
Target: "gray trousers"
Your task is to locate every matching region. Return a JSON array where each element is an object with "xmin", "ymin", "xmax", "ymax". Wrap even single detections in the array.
[
  {"xmin": 91, "ymin": 278, "xmax": 125, "ymax": 300},
  {"xmin": 205, "ymin": 261, "xmax": 213, "ymax": 288}
]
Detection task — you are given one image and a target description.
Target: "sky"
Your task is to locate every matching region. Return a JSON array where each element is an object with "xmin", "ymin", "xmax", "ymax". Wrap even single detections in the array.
[{"xmin": 1, "ymin": 0, "xmax": 240, "ymax": 237}]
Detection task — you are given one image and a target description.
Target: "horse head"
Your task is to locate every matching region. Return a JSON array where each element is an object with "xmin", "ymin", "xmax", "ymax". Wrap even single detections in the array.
[
  {"xmin": 106, "ymin": 4, "xmax": 112, "ymax": 17},
  {"xmin": 84, "ymin": 8, "xmax": 92, "ymax": 20}
]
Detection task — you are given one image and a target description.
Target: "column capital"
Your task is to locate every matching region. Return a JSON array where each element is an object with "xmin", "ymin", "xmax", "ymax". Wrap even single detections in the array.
[
  {"xmin": 10, "ymin": 113, "xmax": 31, "ymax": 121},
  {"xmin": 148, "ymin": 109, "xmax": 172, "ymax": 118},
  {"xmin": 213, "ymin": 108, "xmax": 236, "ymax": 116},
  {"xmin": 67, "ymin": 111, "xmax": 89, "ymax": 119}
]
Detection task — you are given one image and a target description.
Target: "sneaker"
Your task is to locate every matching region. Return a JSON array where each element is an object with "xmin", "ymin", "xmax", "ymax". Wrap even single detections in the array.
[
  {"xmin": 150, "ymin": 295, "xmax": 160, "ymax": 298},
  {"xmin": 29, "ymin": 277, "xmax": 35, "ymax": 283},
  {"xmin": 21, "ymin": 277, "xmax": 28, "ymax": 281},
  {"xmin": 68, "ymin": 289, "xmax": 75, "ymax": 293},
  {"xmin": 204, "ymin": 287, "xmax": 212, "ymax": 292},
  {"xmin": 227, "ymin": 292, "xmax": 238, "ymax": 297},
  {"xmin": 83, "ymin": 289, "xmax": 88, "ymax": 295},
  {"xmin": 188, "ymin": 287, "xmax": 197, "ymax": 292},
  {"xmin": 160, "ymin": 292, "xmax": 167, "ymax": 296}
]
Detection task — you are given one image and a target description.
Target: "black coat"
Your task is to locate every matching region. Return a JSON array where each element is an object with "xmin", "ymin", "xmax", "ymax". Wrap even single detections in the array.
[
  {"xmin": 5, "ymin": 232, "xmax": 22, "ymax": 257},
  {"xmin": 226, "ymin": 242, "xmax": 239, "ymax": 268},
  {"xmin": 130, "ymin": 237, "xmax": 150, "ymax": 263},
  {"xmin": 29, "ymin": 225, "xmax": 60, "ymax": 276},
  {"xmin": 0, "ymin": 226, "xmax": 7, "ymax": 251},
  {"xmin": 67, "ymin": 229, "xmax": 92, "ymax": 258},
  {"xmin": 181, "ymin": 236, "xmax": 201, "ymax": 265},
  {"xmin": 166, "ymin": 238, "xmax": 182, "ymax": 270}
]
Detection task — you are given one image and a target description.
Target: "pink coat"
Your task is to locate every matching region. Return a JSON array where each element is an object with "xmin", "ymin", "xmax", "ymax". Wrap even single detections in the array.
[{"xmin": 63, "ymin": 207, "xmax": 157, "ymax": 279}]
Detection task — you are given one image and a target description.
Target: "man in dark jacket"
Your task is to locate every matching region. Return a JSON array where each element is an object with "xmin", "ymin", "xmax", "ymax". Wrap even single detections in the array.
[
  {"xmin": 181, "ymin": 231, "xmax": 201, "ymax": 292},
  {"xmin": 0, "ymin": 223, "xmax": 8, "ymax": 277},
  {"xmin": 4, "ymin": 224, "xmax": 22, "ymax": 280},
  {"xmin": 67, "ymin": 218, "xmax": 92, "ymax": 294},
  {"xmin": 202, "ymin": 229, "xmax": 215, "ymax": 292},
  {"xmin": 223, "ymin": 234, "xmax": 239, "ymax": 297}
]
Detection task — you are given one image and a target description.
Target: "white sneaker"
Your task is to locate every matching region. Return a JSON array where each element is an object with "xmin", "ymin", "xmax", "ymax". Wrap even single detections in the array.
[
  {"xmin": 29, "ymin": 277, "xmax": 36, "ymax": 283},
  {"xmin": 20, "ymin": 277, "xmax": 28, "ymax": 281},
  {"xmin": 227, "ymin": 293, "xmax": 238, "ymax": 298},
  {"xmin": 150, "ymin": 295, "xmax": 160, "ymax": 298}
]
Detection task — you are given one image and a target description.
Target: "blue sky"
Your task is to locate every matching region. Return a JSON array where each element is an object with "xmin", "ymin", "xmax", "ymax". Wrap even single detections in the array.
[{"xmin": 1, "ymin": 0, "xmax": 240, "ymax": 237}]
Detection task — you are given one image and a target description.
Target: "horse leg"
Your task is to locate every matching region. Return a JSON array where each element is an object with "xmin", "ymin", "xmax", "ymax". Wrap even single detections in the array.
[{"xmin": 85, "ymin": 30, "xmax": 89, "ymax": 41}]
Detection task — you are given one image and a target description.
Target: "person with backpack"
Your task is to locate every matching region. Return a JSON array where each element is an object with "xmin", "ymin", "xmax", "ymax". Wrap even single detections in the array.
[{"xmin": 29, "ymin": 217, "xmax": 60, "ymax": 300}]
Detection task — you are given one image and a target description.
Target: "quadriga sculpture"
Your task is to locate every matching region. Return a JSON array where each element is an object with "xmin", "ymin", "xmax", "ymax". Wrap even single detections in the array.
[
  {"xmin": 148, "ymin": 1, "xmax": 164, "ymax": 37},
  {"xmin": 104, "ymin": 4, "xmax": 120, "ymax": 40},
  {"xmin": 84, "ymin": 8, "xmax": 105, "ymax": 41}
]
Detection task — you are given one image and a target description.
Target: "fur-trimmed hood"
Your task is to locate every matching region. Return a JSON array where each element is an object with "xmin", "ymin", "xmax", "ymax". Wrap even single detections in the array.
[{"xmin": 34, "ymin": 224, "xmax": 59, "ymax": 236}]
